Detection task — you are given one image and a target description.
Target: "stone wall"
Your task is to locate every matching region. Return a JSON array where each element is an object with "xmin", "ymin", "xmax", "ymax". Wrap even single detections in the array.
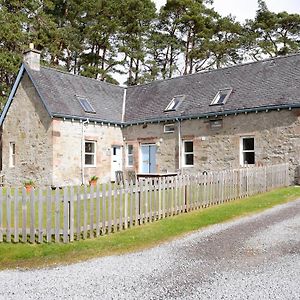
[
  {"xmin": 1, "ymin": 74, "xmax": 53, "ymax": 186},
  {"xmin": 2, "ymin": 72, "xmax": 299, "ymax": 186},
  {"xmin": 123, "ymin": 109, "xmax": 300, "ymax": 184},
  {"xmin": 52, "ymin": 119, "xmax": 123, "ymax": 186}
]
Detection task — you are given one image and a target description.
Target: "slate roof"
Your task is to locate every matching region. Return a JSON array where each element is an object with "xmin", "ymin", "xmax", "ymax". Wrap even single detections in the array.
[
  {"xmin": 26, "ymin": 65, "xmax": 124, "ymax": 123},
  {"xmin": 2, "ymin": 53, "xmax": 300, "ymax": 127},
  {"xmin": 125, "ymin": 53, "xmax": 300, "ymax": 122}
]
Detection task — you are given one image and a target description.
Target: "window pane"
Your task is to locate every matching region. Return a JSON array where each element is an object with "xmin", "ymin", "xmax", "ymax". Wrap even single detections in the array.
[
  {"xmin": 85, "ymin": 142, "xmax": 94, "ymax": 153},
  {"xmin": 85, "ymin": 154, "xmax": 94, "ymax": 165},
  {"xmin": 243, "ymin": 152, "xmax": 255, "ymax": 165},
  {"xmin": 128, "ymin": 145, "xmax": 133, "ymax": 155},
  {"xmin": 184, "ymin": 141, "xmax": 193, "ymax": 152},
  {"xmin": 216, "ymin": 93, "xmax": 227, "ymax": 104},
  {"xmin": 78, "ymin": 98, "xmax": 96, "ymax": 113},
  {"xmin": 128, "ymin": 155, "xmax": 133, "ymax": 166},
  {"xmin": 185, "ymin": 154, "xmax": 194, "ymax": 165},
  {"xmin": 243, "ymin": 138, "xmax": 254, "ymax": 151}
]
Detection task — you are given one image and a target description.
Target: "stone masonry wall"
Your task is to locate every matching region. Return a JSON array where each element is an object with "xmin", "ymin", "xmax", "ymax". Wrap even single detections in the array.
[
  {"xmin": 52, "ymin": 119, "xmax": 123, "ymax": 186},
  {"xmin": 123, "ymin": 109, "xmax": 300, "ymax": 184},
  {"xmin": 1, "ymin": 74, "xmax": 53, "ymax": 186}
]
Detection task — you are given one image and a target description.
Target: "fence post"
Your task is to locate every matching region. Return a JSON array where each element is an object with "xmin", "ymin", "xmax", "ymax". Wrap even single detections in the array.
[{"xmin": 184, "ymin": 176, "xmax": 188, "ymax": 213}]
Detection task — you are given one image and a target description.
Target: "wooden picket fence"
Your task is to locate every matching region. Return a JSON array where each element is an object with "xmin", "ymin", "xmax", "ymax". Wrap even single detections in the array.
[{"xmin": 0, "ymin": 163, "xmax": 289, "ymax": 244}]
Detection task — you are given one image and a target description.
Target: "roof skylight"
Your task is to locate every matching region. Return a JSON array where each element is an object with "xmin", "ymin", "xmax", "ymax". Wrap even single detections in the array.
[
  {"xmin": 210, "ymin": 88, "xmax": 232, "ymax": 106},
  {"xmin": 77, "ymin": 97, "xmax": 96, "ymax": 113},
  {"xmin": 164, "ymin": 95, "xmax": 185, "ymax": 112}
]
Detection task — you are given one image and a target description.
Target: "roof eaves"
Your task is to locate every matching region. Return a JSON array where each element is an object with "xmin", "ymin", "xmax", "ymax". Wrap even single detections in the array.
[
  {"xmin": 0, "ymin": 64, "xmax": 25, "ymax": 126},
  {"xmin": 52, "ymin": 113, "xmax": 124, "ymax": 126},
  {"xmin": 23, "ymin": 63, "xmax": 53, "ymax": 119},
  {"xmin": 123, "ymin": 103, "xmax": 300, "ymax": 126}
]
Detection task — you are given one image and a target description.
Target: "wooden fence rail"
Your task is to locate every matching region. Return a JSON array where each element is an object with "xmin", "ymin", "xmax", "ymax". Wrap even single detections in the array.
[{"xmin": 0, "ymin": 163, "xmax": 289, "ymax": 244}]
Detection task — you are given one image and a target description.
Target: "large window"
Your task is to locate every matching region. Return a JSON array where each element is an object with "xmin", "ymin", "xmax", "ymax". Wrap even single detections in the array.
[
  {"xmin": 183, "ymin": 141, "xmax": 194, "ymax": 166},
  {"xmin": 9, "ymin": 142, "xmax": 15, "ymax": 167},
  {"xmin": 127, "ymin": 145, "xmax": 134, "ymax": 167},
  {"xmin": 241, "ymin": 137, "xmax": 255, "ymax": 165},
  {"xmin": 85, "ymin": 141, "xmax": 96, "ymax": 167}
]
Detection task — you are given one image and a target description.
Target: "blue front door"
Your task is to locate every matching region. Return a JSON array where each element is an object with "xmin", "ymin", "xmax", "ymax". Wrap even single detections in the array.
[{"xmin": 141, "ymin": 145, "xmax": 156, "ymax": 173}]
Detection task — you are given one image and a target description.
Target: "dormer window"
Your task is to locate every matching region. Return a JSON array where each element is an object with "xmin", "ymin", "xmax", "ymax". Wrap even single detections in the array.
[
  {"xmin": 77, "ymin": 97, "xmax": 96, "ymax": 113},
  {"xmin": 164, "ymin": 95, "xmax": 185, "ymax": 112},
  {"xmin": 210, "ymin": 88, "xmax": 232, "ymax": 106}
]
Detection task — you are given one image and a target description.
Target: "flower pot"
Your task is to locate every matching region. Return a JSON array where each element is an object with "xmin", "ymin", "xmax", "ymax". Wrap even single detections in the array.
[
  {"xmin": 89, "ymin": 180, "xmax": 97, "ymax": 187},
  {"xmin": 25, "ymin": 185, "xmax": 33, "ymax": 193}
]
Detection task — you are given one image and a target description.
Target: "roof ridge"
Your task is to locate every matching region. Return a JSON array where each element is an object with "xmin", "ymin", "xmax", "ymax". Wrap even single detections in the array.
[
  {"xmin": 127, "ymin": 52, "xmax": 300, "ymax": 90},
  {"xmin": 40, "ymin": 65, "xmax": 125, "ymax": 90}
]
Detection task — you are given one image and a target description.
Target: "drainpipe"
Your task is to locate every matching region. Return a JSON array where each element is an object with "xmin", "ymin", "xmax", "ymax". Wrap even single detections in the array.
[
  {"xmin": 177, "ymin": 119, "xmax": 182, "ymax": 173},
  {"xmin": 81, "ymin": 119, "xmax": 89, "ymax": 184},
  {"xmin": 121, "ymin": 88, "xmax": 127, "ymax": 123}
]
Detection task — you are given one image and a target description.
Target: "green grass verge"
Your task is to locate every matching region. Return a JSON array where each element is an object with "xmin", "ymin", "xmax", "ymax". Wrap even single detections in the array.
[{"xmin": 0, "ymin": 186, "xmax": 299, "ymax": 270}]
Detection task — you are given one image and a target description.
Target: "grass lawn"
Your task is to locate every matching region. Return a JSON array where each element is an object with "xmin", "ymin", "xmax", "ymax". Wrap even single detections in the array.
[{"xmin": 0, "ymin": 186, "xmax": 299, "ymax": 270}]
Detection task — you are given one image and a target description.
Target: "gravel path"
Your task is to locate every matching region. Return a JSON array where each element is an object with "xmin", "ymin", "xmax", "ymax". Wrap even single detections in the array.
[{"xmin": 1, "ymin": 199, "xmax": 300, "ymax": 300}]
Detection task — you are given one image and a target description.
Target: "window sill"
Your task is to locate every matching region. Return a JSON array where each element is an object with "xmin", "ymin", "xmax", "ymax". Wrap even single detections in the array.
[{"xmin": 182, "ymin": 165, "xmax": 194, "ymax": 168}]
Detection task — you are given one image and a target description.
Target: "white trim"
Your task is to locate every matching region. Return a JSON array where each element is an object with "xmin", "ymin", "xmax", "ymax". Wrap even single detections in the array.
[
  {"xmin": 210, "ymin": 88, "xmax": 232, "ymax": 106},
  {"xmin": 164, "ymin": 95, "xmax": 185, "ymax": 112},
  {"xmin": 164, "ymin": 123, "xmax": 175, "ymax": 133},
  {"xmin": 182, "ymin": 140, "xmax": 194, "ymax": 167},
  {"xmin": 126, "ymin": 144, "xmax": 134, "ymax": 167},
  {"xmin": 84, "ymin": 140, "xmax": 96, "ymax": 167},
  {"xmin": 240, "ymin": 136, "xmax": 255, "ymax": 166},
  {"xmin": 9, "ymin": 142, "xmax": 16, "ymax": 168}
]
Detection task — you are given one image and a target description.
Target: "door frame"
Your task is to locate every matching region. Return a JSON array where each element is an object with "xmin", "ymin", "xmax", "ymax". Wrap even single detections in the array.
[
  {"xmin": 139, "ymin": 143, "xmax": 157, "ymax": 173},
  {"xmin": 111, "ymin": 145, "xmax": 123, "ymax": 180}
]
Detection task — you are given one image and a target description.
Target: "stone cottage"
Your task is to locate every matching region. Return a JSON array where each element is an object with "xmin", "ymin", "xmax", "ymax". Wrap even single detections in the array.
[{"xmin": 0, "ymin": 46, "xmax": 299, "ymax": 186}]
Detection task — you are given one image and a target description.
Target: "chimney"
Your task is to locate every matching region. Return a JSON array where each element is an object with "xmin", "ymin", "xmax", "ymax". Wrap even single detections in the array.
[{"xmin": 23, "ymin": 43, "xmax": 41, "ymax": 71}]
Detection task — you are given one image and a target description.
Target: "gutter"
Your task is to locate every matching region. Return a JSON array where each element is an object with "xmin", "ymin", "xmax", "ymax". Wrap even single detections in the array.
[
  {"xmin": 52, "ymin": 103, "xmax": 300, "ymax": 128},
  {"xmin": 52, "ymin": 113, "xmax": 123, "ymax": 126},
  {"xmin": 121, "ymin": 103, "xmax": 300, "ymax": 127}
]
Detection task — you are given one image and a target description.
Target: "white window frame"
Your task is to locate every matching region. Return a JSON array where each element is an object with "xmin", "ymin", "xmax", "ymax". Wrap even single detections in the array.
[
  {"xmin": 210, "ymin": 88, "xmax": 232, "ymax": 106},
  {"xmin": 9, "ymin": 142, "xmax": 16, "ymax": 168},
  {"xmin": 127, "ymin": 144, "xmax": 134, "ymax": 167},
  {"xmin": 182, "ymin": 140, "xmax": 194, "ymax": 167},
  {"xmin": 164, "ymin": 95, "xmax": 185, "ymax": 112},
  {"xmin": 84, "ymin": 140, "xmax": 96, "ymax": 167},
  {"xmin": 240, "ymin": 137, "xmax": 255, "ymax": 166},
  {"xmin": 164, "ymin": 124, "xmax": 175, "ymax": 133}
]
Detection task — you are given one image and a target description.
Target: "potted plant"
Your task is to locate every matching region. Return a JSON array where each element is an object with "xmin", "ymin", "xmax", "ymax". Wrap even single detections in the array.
[
  {"xmin": 89, "ymin": 175, "xmax": 99, "ymax": 186},
  {"xmin": 24, "ymin": 179, "xmax": 35, "ymax": 193}
]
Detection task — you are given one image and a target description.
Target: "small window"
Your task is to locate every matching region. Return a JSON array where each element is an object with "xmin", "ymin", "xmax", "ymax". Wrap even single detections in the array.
[
  {"xmin": 210, "ymin": 88, "xmax": 232, "ymax": 106},
  {"xmin": 78, "ymin": 97, "xmax": 96, "ymax": 113},
  {"xmin": 164, "ymin": 95, "xmax": 185, "ymax": 112},
  {"xmin": 240, "ymin": 137, "xmax": 255, "ymax": 165},
  {"xmin": 183, "ymin": 141, "xmax": 194, "ymax": 166},
  {"xmin": 85, "ymin": 141, "xmax": 96, "ymax": 166},
  {"xmin": 164, "ymin": 124, "xmax": 175, "ymax": 133},
  {"xmin": 127, "ymin": 145, "xmax": 134, "ymax": 167},
  {"xmin": 9, "ymin": 142, "xmax": 15, "ymax": 167}
]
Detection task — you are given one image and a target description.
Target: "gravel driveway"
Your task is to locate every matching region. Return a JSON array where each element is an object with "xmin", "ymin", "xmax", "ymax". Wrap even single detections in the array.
[{"xmin": 0, "ymin": 198, "xmax": 300, "ymax": 300}]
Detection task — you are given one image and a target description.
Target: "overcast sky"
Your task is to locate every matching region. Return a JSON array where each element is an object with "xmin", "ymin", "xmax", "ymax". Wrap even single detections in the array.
[{"xmin": 154, "ymin": 0, "xmax": 300, "ymax": 21}]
